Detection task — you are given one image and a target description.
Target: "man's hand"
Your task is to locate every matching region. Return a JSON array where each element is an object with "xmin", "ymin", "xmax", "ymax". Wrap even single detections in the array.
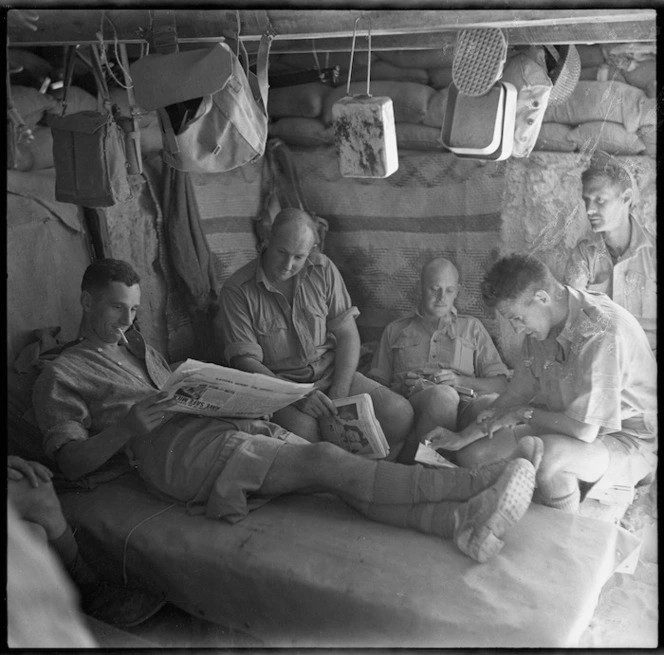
[
  {"xmin": 122, "ymin": 392, "xmax": 179, "ymax": 437},
  {"xmin": 477, "ymin": 406, "xmax": 528, "ymax": 439},
  {"xmin": 428, "ymin": 368, "xmax": 459, "ymax": 387},
  {"xmin": 422, "ymin": 426, "xmax": 466, "ymax": 451},
  {"xmin": 7, "ymin": 455, "xmax": 53, "ymax": 488},
  {"xmin": 402, "ymin": 371, "xmax": 433, "ymax": 397},
  {"xmin": 294, "ymin": 389, "xmax": 338, "ymax": 418}
]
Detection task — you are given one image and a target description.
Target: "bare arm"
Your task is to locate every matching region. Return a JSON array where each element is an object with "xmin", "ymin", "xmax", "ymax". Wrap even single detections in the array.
[
  {"xmin": 55, "ymin": 391, "xmax": 177, "ymax": 480},
  {"xmin": 230, "ymin": 354, "xmax": 279, "ymax": 377},
  {"xmin": 327, "ymin": 319, "xmax": 361, "ymax": 399},
  {"xmin": 230, "ymin": 354, "xmax": 337, "ymax": 417},
  {"xmin": 431, "ymin": 369, "xmax": 508, "ymax": 395}
]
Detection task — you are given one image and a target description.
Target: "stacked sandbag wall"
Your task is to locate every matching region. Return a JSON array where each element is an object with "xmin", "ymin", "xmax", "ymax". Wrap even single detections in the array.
[{"xmin": 267, "ymin": 43, "xmax": 657, "ymax": 159}]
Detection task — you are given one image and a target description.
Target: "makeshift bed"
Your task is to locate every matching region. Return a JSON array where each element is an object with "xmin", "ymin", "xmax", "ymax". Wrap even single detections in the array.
[{"xmin": 60, "ymin": 471, "xmax": 640, "ymax": 648}]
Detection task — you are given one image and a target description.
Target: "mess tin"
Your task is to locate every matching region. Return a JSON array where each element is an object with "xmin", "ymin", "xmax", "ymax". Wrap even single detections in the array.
[{"xmin": 441, "ymin": 82, "xmax": 517, "ymax": 161}]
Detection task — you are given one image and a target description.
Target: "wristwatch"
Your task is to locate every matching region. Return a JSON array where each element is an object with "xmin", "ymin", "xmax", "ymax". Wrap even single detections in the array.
[{"xmin": 521, "ymin": 407, "xmax": 534, "ymax": 424}]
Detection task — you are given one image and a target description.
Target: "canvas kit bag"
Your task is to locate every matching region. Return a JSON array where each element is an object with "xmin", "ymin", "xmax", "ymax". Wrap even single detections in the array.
[
  {"xmin": 129, "ymin": 33, "xmax": 272, "ymax": 174},
  {"xmin": 48, "ymin": 45, "xmax": 132, "ymax": 207}
]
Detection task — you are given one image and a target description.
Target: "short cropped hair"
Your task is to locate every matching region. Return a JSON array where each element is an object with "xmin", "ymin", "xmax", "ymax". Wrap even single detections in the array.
[
  {"xmin": 81, "ymin": 258, "xmax": 140, "ymax": 293},
  {"xmin": 481, "ymin": 254, "xmax": 553, "ymax": 309},
  {"xmin": 581, "ymin": 152, "xmax": 633, "ymax": 193},
  {"xmin": 270, "ymin": 208, "xmax": 319, "ymax": 246}
]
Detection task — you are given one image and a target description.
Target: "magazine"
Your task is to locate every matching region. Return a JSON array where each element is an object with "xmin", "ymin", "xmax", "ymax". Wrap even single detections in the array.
[
  {"xmin": 317, "ymin": 393, "xmax": 390, "ymax": 459},
  {"xmin": 162, "ymin": 359, "xmax": 314, "ymax": 418}
]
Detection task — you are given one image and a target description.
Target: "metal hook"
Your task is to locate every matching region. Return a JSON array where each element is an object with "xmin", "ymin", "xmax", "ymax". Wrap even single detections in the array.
[{"xmin": 347, "ymin": 15, "xmax": 373, "ymax": 96}]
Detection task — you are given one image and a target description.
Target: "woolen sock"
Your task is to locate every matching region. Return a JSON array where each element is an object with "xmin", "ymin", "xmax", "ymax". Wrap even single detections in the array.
[
  {"xmin": 371, "ymin": 458, "xmax": 509, "ymax": 505},
  {"xmin": 49, "ymin": 524, "xmax": 99, "ymax": 586},
  {"xmin": 346, "ymin": 499, "xmax": 460, "ymax": 539},
  {"xmin": 540, "ymin": 486, "xmax": 581, "ymax": 513}
]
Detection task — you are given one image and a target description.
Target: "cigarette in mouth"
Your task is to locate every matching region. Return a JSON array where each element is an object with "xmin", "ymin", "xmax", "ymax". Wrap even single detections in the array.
[{"xmin": 118, "ymin": 329, "xmax": 129, "ymax": 346}]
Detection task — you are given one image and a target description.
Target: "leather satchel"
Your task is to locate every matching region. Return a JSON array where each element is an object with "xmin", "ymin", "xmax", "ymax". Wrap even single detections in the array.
[
  {"xmin": 130, "ymin": 35, "xmax": 272, "ymax": 174},
  {"xmin": 48, "ymin": 45, "xmax": 132, "ymax": 207}
]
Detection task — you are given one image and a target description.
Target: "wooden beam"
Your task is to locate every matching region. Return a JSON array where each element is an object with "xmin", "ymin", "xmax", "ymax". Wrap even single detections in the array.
[{"xmin": 7, "ymin": 8, "xmax": 656, "ymax": 47}]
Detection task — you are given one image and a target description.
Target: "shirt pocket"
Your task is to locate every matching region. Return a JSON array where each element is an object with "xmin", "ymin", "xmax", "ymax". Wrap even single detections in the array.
[
  {"xmin": 302, "ymin": 304, "xmax": 328, "ymax": 347},
  {"xmin": 622, "ymin": 270, "xmax": 656, "ymax": 319},
  {"xmin": 255, "ymin": 315, "xmax": 290, "ymax": 364},
  {"xmin": 453, "ymin": 336, "xmax": 477, "ymax": 377},
  {"xmin": 392, "ymin": 335, "xmax": 425, "ymax": 374}
]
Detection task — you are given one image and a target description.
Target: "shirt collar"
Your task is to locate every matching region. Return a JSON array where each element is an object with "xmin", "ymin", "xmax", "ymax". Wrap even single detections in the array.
[
  {"xmin": 627, "ymin": 214, "xmax": 654, "ymax": 253},
  {"xmin": 255, "ymin": 252, "xmax": 315, "ymax": 291},
  {"xmin": 415, "ymin": 305, "xmax": 459, "ymax": 337}
]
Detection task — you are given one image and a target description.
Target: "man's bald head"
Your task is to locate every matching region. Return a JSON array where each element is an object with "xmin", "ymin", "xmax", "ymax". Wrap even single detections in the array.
[{"xmin": 420, "ymin": 257, "xmax": 460, "ymax": 321}]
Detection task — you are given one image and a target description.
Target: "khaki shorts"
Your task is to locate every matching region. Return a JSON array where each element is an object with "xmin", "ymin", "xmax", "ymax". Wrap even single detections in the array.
[{"xmin": 129, "ymin": 415, "xmax": 310, "ymax": 525}]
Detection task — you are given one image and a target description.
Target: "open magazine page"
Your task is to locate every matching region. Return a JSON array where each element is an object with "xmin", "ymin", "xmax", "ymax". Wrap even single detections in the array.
[
  {"xmin": 162, "ymin": 359, "xmax": 314, "ymax": 418},
  {"xmin": 318, "ymin": 394, "xmax": 389, "ymax": 459},
  {"xmin": 414, "ymin": 442, "xmax": 458, "ymax": 468}
]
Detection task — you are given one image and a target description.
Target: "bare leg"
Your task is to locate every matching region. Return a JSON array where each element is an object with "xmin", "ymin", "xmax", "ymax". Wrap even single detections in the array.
[
  {"xmin": 455, "ymin": 427, "xmax": 520, "ymax": 468},
  {"xmin": 409, "ymin": 385, "xmax": 460, "ymax": 439},
  {"xmin": 271, "ymin": 405, "xmax": 321, "ymax": 443},
  {"xmin": 367, "ymin": 385, "xmax": 414, "ymax": 454},
  {"xmin": 536, "ymin": 434, "xmax": 610, "ymax": 512}
]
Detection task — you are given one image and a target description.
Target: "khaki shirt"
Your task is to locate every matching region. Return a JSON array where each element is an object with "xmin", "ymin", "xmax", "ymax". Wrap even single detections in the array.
[
  {"xmin": 218, "ymin": 251, "xmax": 359, "ymax": 384},
  {"xmin": 369, "ymin": 308, "xmax": 508, "ymax": 388},
  {"xmin": 33, "ymin": 334, "xmax": 172, "ymax": 459},
  {"xmin": 509, "ymin": 287, "xmax": 657, "ymax": 450},
  {"xmin": 564, "ymin": 216, "xmax": 657, "ymax": 351}
]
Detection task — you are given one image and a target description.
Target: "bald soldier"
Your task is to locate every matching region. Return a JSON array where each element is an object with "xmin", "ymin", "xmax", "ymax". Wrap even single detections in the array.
[
  {"xmin": 369, "ymin": 257, "xmax": 509, "ymax": 458},
  {"xmin": 217, "ymin": 208, "xmax": 414, "ymax": 457}
]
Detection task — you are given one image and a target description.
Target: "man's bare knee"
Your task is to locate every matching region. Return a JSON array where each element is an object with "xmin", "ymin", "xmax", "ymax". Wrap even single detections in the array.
[
  {"xmin": 272, "ymin": 406, "xmax": 321, "ymax": 442},
  {"xmin": 456, "ymin": 431, "xmax": 517, "ymax": 468},
  {"xmin": 370, "ymin": 387, "xmax": 414, "ymax": 440}
]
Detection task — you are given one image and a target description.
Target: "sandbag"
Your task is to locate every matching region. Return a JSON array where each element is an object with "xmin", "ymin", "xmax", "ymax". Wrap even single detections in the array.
[
  {"xmin": 269, "ymin": 117, "xmax": 334, "ymax": 147},
  {"xmin": 48, "ymin": 86, "xmax": 98, "ymax": 116},
  {"xmin": 428, "ymin": 67, "xmax": 453, "ymax": 90},
  {"xmin": 576, "ymin": 45, "xmax": 606, "ymax": 67},
  {"xmin": 10, "ymin": 86, "xmax": 57, "ymax": 126},
  {"xmin": 422, "ymin": 88, "xmax": 448, "ymax": 127},
  {"xmin": 533, "ymin": 123, "xmax": 576, "ymax": 152},
  {"xmin": 17, "ymin": 125, "xmax": 54, "ymax": 170},
  {"xmin": 267, "ymin": 82, "xmax": 332, "ymax": 118},
  {"xmin": 272, "ymin": 51, "xmax": 373, "ymax": 74},
  {"xmin": 579, "ymin": 65, "xmax": 626, "ymax": 84},
  {"xmin": 375, "ymin": 49, "xmax": 455, "ymax": 69},
  {"xmin": 322, "ymin": 80, "xmax": 435, "ymax": 125},
  {"xmin": 354, "ymin": 60, "xmax": 429, "ymax": 85},
  {"xmin": 638, "ymin": 124, "xmax": 656, "ymax": 158},
  {"xmin": 623, "ymin": 60, "xmax": 657, "ymax": 97},
  {"xmin": 543, "ymin": 81, "xmax": 647, "ymax": 133},
  {"xmin": 639, "ymin": 97, "xmax": 656, "ymax": 128},
  {"xmin": 395, "ymin": 123, "xmax": 446, "ymax": 151},
  {"xmin": 567, "ymin": 121, "xmax": 646, "ymax": 155}
]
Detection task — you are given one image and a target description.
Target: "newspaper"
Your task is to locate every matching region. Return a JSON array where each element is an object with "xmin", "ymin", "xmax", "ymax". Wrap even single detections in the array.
[
  {"xmin": 318, "ymin": 393, "xmax": 390, "ymax": 459},
  {"xmin": 162, "ymin": 359, "xmax": 314, "ymax": 418}
]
